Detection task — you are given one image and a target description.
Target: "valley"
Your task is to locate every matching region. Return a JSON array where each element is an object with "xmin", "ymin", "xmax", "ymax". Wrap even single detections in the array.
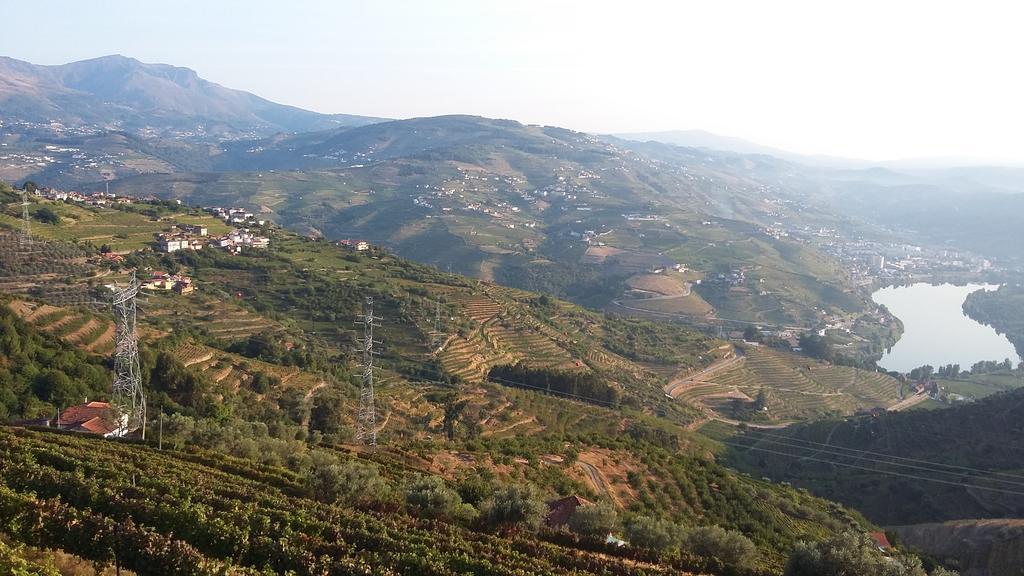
[{"xmin": 2, "ymin": 41, "xmax": 1024, "ymax": 576}]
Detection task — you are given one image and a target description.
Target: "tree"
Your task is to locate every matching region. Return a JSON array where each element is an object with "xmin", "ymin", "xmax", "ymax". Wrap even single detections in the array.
[
  {"xmin": 308, "ymin": 391, "xmax": 345, "ymax": 439},
  {"xmin": 304, "ymin": 454, "xmax": 391, "ymax": 508},
  {"xmin": 405, "ymin": 475, "xmax": 476, "ymax": 522},
  {"xmin": 799, "ymin": 333, "xmax": 834, "ymax": 362},
  {"xmin": 743, "ymin": 325, "xmax": 763, "ymax": 343},
  {"xmin": 33, "ymin": 207, "xmax": 60, "ymax": 225},
  {"xmin": 479, "ymin": 484, "xmax": 546, "ymax": 531},
  {"xmin": 681, "ymin": 525, "xmax": 759, "ymax": 572},
  {"xmin": 754, "ymin": 387, "xmax": 767, "ymax": 411},
  {"xmin": 442, "ymin": 395, "xmax": 468, "ymax": 441},
  {"xmin": 623, "ymin": 516, "xmax": 677, "ymax": 554},
  {"xmin": 568, "ymin": 501, "xmax": 618, "ymax": 539},
  {"xmin": 784, "ymin": 532, "xmax": 941, "ymax": 576}
]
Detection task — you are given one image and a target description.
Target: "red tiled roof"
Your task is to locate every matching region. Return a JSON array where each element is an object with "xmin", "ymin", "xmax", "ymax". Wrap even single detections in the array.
[
  {"xmin": 59, "ymin": 401, "xmax": 112, "ymax": 426},
  {"xmin": 545, "ymin": 495, "xmax": 594, "ymax": 527},
  {"xmin": 869, "ymin": 531, "xmax": 892, "ymax": 549},
  {"xmin": 78, "ymin": 416, "xmax": 119, "ymax": 436}
]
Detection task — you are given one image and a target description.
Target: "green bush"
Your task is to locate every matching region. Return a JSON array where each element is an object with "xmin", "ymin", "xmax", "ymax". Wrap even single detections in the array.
[
  {"xmin": 405, "ymin": 475, "xmax": 477, "ymax": 523},
  {"xmin": 784, "ymin": 532, "xmax": 947, "ymax": 576},
  {"xmin": 623, "ymin": 515, "xmax": 677, "ymax": 554},
  {"xmin": 479, "ymin": 484, "xmax": 546, "ymax": 531},
  {"xmin": 680, "ymin": 525, "xmax": 759, "ymax": 572},
  {"xmin": 304, "ymin": 453, "xmax": 392, "ymax": 508},
  {"xmin": 568, "ymin": 501, "xmax": 618, "ymax": 539}
]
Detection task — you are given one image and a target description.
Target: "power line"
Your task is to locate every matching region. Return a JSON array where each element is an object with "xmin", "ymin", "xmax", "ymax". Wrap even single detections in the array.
[
  {"xmin": 731, "ymin": 431, "xmax": 1024, "ymax": 487},
  {"xmin": 399, "ymin": 357, "xmax": 1024, "ymax": 488},
  {"xmin": 738, "ymin": 427, "xmax": 1024, "ymax": 480},
  {"xmin": 720, "ymin": 440, "xmax": 1024, "ymax": 498}
]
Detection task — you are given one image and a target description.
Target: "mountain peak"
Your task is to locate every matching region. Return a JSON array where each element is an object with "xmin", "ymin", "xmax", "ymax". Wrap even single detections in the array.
[{"xmin": 0, "ymin": 55, "xmax": 382, "ymax": 136}]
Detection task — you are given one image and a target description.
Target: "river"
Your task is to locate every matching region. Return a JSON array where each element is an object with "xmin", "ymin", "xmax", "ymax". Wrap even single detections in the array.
[{"xmin": 872, "ymin": 283, "xmax": 1021, "ymax": 373}]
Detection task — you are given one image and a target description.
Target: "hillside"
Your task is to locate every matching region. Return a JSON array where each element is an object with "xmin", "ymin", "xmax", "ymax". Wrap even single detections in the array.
[
  {"xmin": 0, "ymin": 194, "xmax": 931, "ymax": 573},
  {"xmin": 892, "ymin": 520, "xmax": 1024, "ymax": 576},
  {"xmin": 89, "ymin": 115, "xmax": 868, "ymax": 328},
  {"xmin": 0, "ymin": 55, "xmax": 382, "ymax": 136},
  {"xmin": 717, "ymin": 384, "xmax": 1024, "ymax": 526},
  {"xmin": 963, "ymin": 284, "xmax": 1024, "ymax": 359},
  {"xmin": 673, "ymin": 344, "xmax": 903, "ymax": 423}
]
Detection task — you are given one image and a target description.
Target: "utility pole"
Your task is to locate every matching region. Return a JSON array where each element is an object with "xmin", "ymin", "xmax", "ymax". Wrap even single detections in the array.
[
  {"xmin": 355, "ymin": 296, "xmax": 380, "ymax": 447},
  {"xmin": 111, "ymin": 271, "xmax": 146, "ymax": 438}
]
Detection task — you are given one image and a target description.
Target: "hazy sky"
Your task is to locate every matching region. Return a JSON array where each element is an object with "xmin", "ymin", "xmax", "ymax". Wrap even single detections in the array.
[{"xmin": 3, "ymin": 1, "xmax": 1023, "ymax": 162}]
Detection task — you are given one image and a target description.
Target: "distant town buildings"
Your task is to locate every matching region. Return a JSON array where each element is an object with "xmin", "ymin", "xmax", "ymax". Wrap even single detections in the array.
[{"xmin": 140, "ymin": 271, "xmax": 194, "ymax": 295}]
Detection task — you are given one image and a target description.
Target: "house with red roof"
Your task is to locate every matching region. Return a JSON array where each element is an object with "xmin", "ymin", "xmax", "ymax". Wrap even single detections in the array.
[
  {"xmin": 57, "ymin": 401, "xmax": 127, "ymax": 437},
  {"xmin": 868, "ymin": 531, "xmax": 892, "ymax": 552},
  {"xmin": 545, "ymin": 495, "xmax": 595, "ymax": 528}
]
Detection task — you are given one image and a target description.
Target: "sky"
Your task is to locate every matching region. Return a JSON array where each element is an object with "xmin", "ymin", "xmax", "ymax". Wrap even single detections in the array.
[{"xmin": 3, "ymin": 0, "xmax": 1024, "ymax": 162}]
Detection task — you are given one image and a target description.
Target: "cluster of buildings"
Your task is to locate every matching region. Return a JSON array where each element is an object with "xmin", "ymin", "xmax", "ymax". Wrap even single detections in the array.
[
  {"xmin": 157, "ymin": 221, "xmax": 269, "ymax": 254},
  {"xmin": 820, "ymin": 238, "xmax": 998, "ymax": 286},
  {"xmin": 35, "ymin": 187, "xmax": 135, "ymax": 206},
  {"xmin": 140, "ymin": 271, "xmax": 194, "ymax": 295},
  {"xmin": 206, "ymin": 206, "xmax": 266, "ymax": 227},
  {"xmin": 337, "ymin": 239, "xmax": 370, "ymax": 251}
]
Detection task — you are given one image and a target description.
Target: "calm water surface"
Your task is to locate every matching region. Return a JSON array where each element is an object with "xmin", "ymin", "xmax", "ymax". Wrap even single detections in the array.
[{"xmin": 872, "ymin": 283, "xmax": 1021, "ymax": 373}]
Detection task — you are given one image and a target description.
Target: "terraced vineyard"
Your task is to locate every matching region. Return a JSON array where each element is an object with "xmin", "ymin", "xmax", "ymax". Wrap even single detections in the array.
[
  {"xmin": 173, "ymin": 340, "xmax": 324, "ymax": 395},
  {"xmin": 438, "ymin": 291, "xmax": 587, "ymax": 382},
  {"xmin": 202, "ymin": 307, "xmax": 282, "ymax": 341},
  {"xmin": 695, "ymin": 346, "xmax": 901, "ymax": 421},
  {"xmin": 6, "ymin": 300, "xmax": 116, "ymax": 355},
  {"xmin": 0, "ymin": 426, "xmax": 686, "ymax": 576}
]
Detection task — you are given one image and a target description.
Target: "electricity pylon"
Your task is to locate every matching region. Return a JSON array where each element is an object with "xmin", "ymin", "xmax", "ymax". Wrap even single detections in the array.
[
  {"xmin": 19, "ymin": 189, "xmax": 32, "ymax": 252},
  {"xmin": 429, "ymin": 300, "xmax": 444, "ymax": 350},
  {"xmin": 111, "ymin": 271, "xmax": 145, "ymax": 437},
  {"xmin": 355, "ymin": 296, "xmax": 380, "ymax": 446}
]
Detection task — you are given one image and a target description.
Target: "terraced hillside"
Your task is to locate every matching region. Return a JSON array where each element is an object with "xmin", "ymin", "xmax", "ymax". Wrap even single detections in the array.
[
  {"xmin": 690, "ymin": 345, "xmax": 901, "ymax": 421},
  {"xmin": 7, "ymin": 299, "xmax": 116, "ymax": 355}
]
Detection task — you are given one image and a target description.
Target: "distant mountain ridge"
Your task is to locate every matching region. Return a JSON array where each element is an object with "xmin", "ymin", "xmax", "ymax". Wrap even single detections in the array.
[
  {"xmin": 0, "ymin": 55, "xmax": 384, "ymax": 136},
  {"xmin": 613, "ymin": 129, "xmax": 866, "ymax": 168}
]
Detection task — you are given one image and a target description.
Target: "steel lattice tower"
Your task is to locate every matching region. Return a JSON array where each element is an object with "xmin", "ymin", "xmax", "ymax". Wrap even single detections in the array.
[
  {"xmin": 19, "ymin": 189, "xmax": 32, "ymax": 251},
  {"xmin": 430, "ymin": 300, "xmax": 443, "ymax": 350},
  {"xmin": 112, "ymin": 271, "xmax": 145, "ymax": 437},
  {"xmin": 356, "ymin": 296, "xmax": 380, "ymax": 446}
]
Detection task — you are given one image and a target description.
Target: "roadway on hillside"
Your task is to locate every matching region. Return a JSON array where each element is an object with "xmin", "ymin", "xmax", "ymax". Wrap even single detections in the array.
[
  {"xmin": 887, "ymin": 391, "xmax": 930, "ymax": 412},
  {"xmin": 663, "ymin": 349, "xmax": 745, "ymax": 398}
]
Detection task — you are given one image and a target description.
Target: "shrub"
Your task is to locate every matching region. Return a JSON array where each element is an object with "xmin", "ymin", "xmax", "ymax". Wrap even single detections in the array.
[
  {"xmin": 405, "ymin": 475, "xmax": 477, "ymax": 523},
  {"xmin": 568, "ymin": 501, "xmax": 618, "ymax": 539},
  {"xmin": 623, "ymin": 515, "xmax": 677, "ymax": 554},
  {"xmin": 784, "ymin": 532, "xmax": 944, "ymax": 576},
  {"xmin": 304, "ymin": 454, "xmax": 391, "ymax": 508},
  {"xmin": 680, "ymin": 525, "xmax": 759, "ymax": 572},
  {"xmin": 479, "ymin": 484, "xmax": 546, "ymax": 531}
]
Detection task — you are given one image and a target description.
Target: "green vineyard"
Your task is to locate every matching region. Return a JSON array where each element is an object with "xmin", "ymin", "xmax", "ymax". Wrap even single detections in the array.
[
  {"xmin": 0, "ymin": 426, "xmax": 686, "ymax": 576},
  {"xmin": 699, "ymin": 346, "xmax": 901, "ymax": 421}
]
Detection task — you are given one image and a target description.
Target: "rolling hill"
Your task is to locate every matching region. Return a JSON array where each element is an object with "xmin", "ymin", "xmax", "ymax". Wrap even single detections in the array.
[
  {"xmin": 0, "ymin": 197, "xmax": 909, "ymax": 574},
  {"xmin": 719, "ymin": 384, "xmax": 1024, "ymax": 526},
  {"xmin": 83, "ymin": 115, "xmax": 868, "ymax": 328},
  {"xmin": 0, "ymin": 55, "xmax": 383, "ymax": 136}
]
